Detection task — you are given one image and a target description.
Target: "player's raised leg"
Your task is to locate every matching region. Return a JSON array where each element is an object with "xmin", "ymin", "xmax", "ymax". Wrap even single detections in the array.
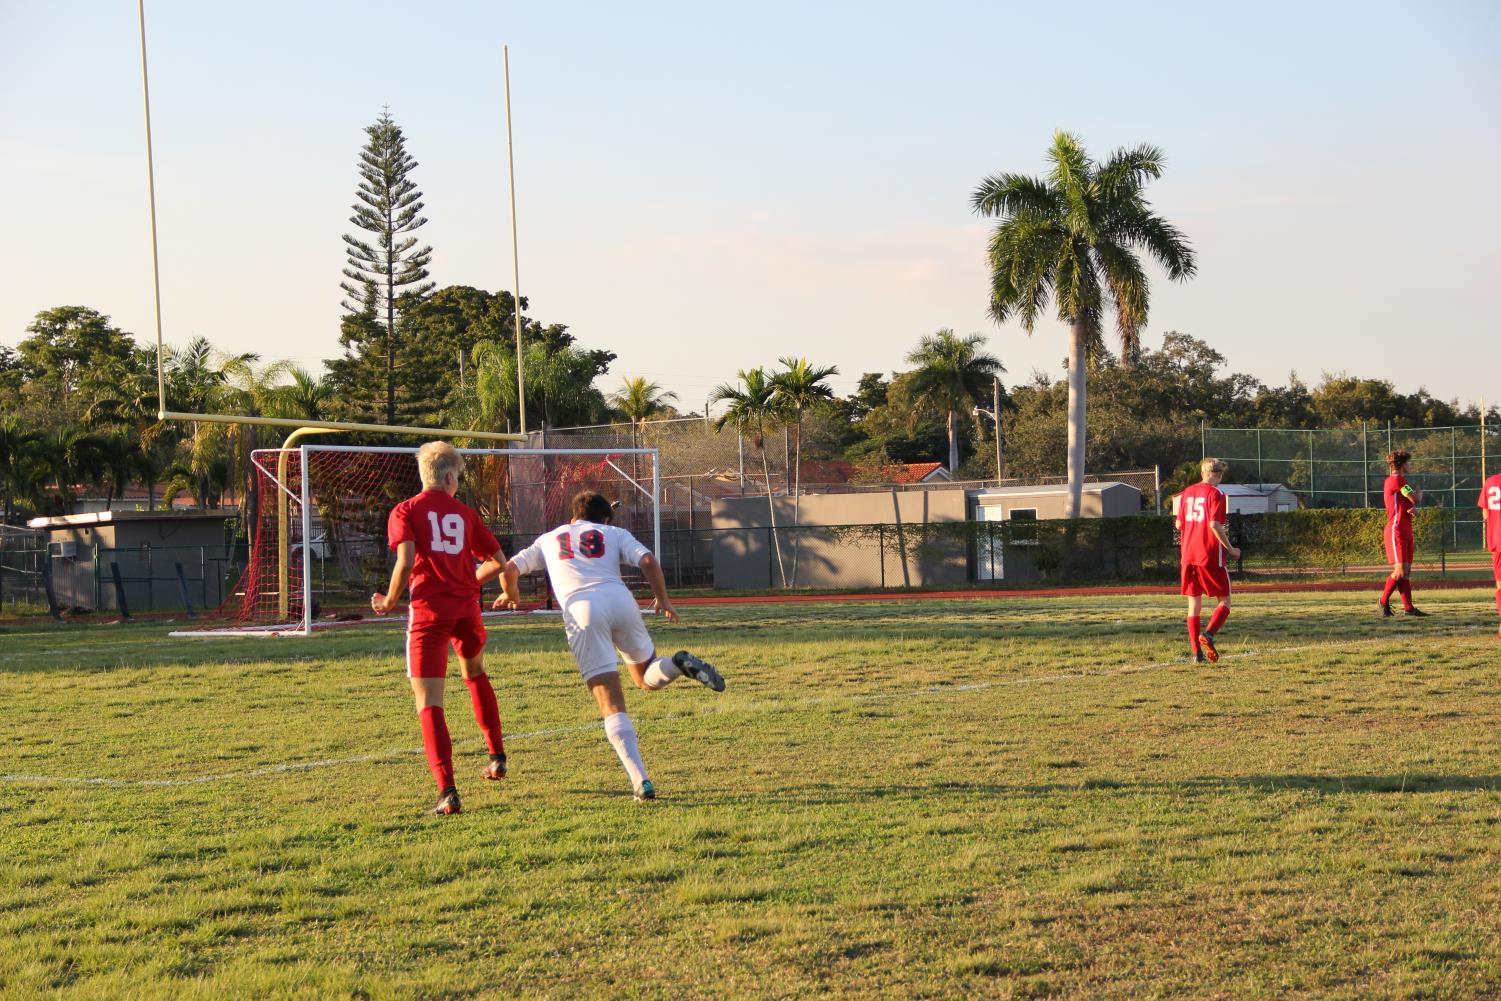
[{"xmin": 1200, "ymin": 593, "xmax": 1231, "ymax": 663}]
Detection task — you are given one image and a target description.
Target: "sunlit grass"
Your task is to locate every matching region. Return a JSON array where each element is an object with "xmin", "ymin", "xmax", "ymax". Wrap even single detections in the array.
[{"xmin": 1, "ymin": 590, "xmax": 1499, "ymax": 998}]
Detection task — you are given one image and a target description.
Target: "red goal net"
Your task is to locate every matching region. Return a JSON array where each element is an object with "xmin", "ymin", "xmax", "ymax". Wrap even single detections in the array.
[{"xmin": 226, "ymin": 446, "xmax": 659, "ymax": 633}]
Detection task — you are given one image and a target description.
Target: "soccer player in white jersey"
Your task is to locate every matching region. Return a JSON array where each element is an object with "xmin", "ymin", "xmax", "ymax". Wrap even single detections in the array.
[{"xmin": 486, "ymin": 491, "xmax": 724, "ymax": 801}]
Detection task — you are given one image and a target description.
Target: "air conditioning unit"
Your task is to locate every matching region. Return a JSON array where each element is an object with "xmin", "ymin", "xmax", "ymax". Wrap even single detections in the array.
[{"xmin": 49, "ymin": 540, "xmax": 78, "ymax": 560}]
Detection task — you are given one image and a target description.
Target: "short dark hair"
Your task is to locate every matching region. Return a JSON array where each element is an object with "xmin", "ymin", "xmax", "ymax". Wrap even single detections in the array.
[
  {"xmin": 1386, "ymin": 449, "xmax": 1412, "ymax": 472},
  {"xmin": 572, "ymin": 491, "xmax": 614, "ymax": 523}
]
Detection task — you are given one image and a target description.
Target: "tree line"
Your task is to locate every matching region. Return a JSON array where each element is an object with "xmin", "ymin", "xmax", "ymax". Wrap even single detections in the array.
[{"xmin": 1, "ymin": 118, "xmax": 1487, "ymax": 527}]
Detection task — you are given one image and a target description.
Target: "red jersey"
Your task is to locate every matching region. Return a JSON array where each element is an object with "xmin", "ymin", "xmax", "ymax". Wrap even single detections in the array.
[
  {"xmin": 1480, "ymin": 473, "xmax": 1501, "ymax": 554},
  {"xmin": 387, "ymin": 490, "xmax": 501, "ymax": 620},
  {"xmin": 1384, "ymin": 473, "xmax": 1415, "ymax": 530},
  {"xmin": 1177, "ymin": 482, "xmax": 1228, "ymax": 567}
]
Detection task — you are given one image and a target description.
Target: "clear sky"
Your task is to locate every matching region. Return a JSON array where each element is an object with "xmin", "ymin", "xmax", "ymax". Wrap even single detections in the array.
[{"xmin": 3, "ymin": 1, "xmax": 1498, "ymax": 414}]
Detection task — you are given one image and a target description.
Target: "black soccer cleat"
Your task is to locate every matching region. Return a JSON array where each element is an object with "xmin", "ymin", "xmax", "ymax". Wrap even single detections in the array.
[
  {"xmin": 634, "ymin": 779, "xmax": 656, "ymax": 802},
  {"xmin": 673, "ymin": 651, "xmax": 725, "ymax": 692},
  {"xmin": 1198, "ymin": 632, "xmax": 1219, "ymax": 664},
  {"xmin": 482, "ymin": 753, "xmax": 507, "ymax": 781},
  {"xmin": 1193, "ymin": 651, "xmax": 1208, "ymax": 665},
  {"xmin": 429, "ymin": 787, "xmax": 462, "ymax": 816},
  {"xmin": 1402, "ymin": 607, "xmax": 1429, "ymax": 617},
  {"xmin": 1379, "ymin": 600, "xmax": 1394, "ymax": 618}
]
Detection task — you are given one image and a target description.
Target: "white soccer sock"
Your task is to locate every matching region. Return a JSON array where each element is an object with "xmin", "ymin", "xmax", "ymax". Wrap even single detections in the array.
[
  {"xmin": 603, "ymin": 712, "xmax": 648, "ymax": 789},
  {"xmin": 641, "ymin": 654, "xmax": 682, "ymax": 691}
]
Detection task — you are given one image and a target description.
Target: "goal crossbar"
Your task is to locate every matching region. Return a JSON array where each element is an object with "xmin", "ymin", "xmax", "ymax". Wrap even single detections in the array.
[{"xmin": 158, "ymin": 411, "xmax": 525, "ymax": 442}]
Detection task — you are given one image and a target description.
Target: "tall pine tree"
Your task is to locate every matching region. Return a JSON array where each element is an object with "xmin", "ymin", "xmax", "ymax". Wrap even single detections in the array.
[{"xmin": 333, "ymin": 110, "xmax": 435, "ymax": 425}]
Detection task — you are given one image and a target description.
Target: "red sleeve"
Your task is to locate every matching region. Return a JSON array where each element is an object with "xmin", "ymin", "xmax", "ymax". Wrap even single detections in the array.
[
  {"xmin": 469, "ymin": 511, "xmax": 501, "ymax": 560},
  {"xmin": 388, "ymin": 503, "xmax": 415, "ymax": 550}
]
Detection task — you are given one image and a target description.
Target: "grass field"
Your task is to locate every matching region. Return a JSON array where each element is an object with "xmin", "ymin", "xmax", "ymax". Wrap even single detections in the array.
[{"xmin": 2, "ymin": 590, "xmax": 1500, "ymax": 1000}]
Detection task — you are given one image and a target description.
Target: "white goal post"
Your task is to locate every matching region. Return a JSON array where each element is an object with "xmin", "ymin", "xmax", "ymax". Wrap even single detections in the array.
[{"xmin": 172, "ymin": 445, "xmax": 661, "ymax": 637}]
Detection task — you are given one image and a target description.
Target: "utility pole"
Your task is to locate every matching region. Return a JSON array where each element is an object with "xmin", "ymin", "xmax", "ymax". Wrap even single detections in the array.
[{"xmin": 993, "ymin": 376, "xmax": 1004, "ymax": 481}]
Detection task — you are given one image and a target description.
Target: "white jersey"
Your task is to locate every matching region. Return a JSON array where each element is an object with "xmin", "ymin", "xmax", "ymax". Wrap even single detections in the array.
[{"xmin": 511, "ymin": 521, "xmax": 651, "ymax": 604}]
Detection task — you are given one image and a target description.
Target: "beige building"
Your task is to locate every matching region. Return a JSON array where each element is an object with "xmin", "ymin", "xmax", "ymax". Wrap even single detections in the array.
[{"xmin": 711, "ymin": 481, "xmax": 1145, "ymax": 588}]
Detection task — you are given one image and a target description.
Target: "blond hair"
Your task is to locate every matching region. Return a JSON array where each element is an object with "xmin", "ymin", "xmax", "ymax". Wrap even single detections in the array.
[
  {"xmin": 417, "ymin": 441, "xmax": 463, "ymax": 489},
  {"xmin": 1201, "ymin": 457, "xmax": 1227, "ymax": 477}
]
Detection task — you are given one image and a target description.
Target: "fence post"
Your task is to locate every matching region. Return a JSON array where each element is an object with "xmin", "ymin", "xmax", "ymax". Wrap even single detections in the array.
[
  {"xmin": 174, "ymin": 561, "xmax": 196, "ymax": 617},
  {"xmin": 878, "ymin": 524, "xmax": 886, "ymax": 590},
  {"xmin": 1361, "ymin": 422, "xmax": 1370, "ymax": 508},
  {"xmin": 767, "ymin": 527, "xmax": 775, "ymax": 589},
  {"xmin": 201, "ymin": 546, "xmax": 208, "ymax": 609},
  {"xmin": 109, "ymin": 561, "xmax": 130, "ymax": 619},
  {"xmin": 1256, "ymin": 429, "xmax": 1263, "ymax": 485},
  {"xmin": 1451, "ymin": 427, "xmax": 1459, "ymax": 547},
  {"xmin": 144, "ymin": 543, "xmax": 153, "ymax": 611},
  {"xmin": 1308, "ymin": 430, "xmax": 1315, "ymax": 502}
]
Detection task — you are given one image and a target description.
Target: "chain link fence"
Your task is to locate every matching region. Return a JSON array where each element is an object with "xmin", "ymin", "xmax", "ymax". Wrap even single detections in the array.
[{"xmin": 1203, "ymin": 424, "xmax": 1497, "ymax": 551}]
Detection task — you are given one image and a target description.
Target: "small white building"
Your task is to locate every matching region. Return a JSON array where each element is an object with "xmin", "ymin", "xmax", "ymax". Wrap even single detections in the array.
[{"xmin": 1171, "ymin": 483, "xmax": 1301, "ymax": 516}]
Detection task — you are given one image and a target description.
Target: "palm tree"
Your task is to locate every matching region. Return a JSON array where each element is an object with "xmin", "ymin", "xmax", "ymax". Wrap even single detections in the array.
[
  {"xmin": 711, "ymin": 368, "xmax": 787, "ymax": 587},
  {"xmin": 609, "ymin": 377, "xmax": 678, "ymax": 451},
  {"xmin": 0, "ymin": 417, "xmax": 45, "ymax": 524},
  {"xmin": 42, "ymin": 427, "xmax": 109, "ymax": 511},
  {"xmin": 770, "ymin": 358, "xmax": 838, "ymax": 587},
  {"xmin": 278, "ymin": 367, "xmax": 335, "ymax": 423},
  {"xmin": 770, "ymin": 358, "xmax": 838, "ymax": 498},
  {"xmin": 972, "ymin": 131, "xmax": 1196, "ymax": 516},
  {"xmin": 904, "ymin": 332, "xmax": 1002, "ymax": 475}
]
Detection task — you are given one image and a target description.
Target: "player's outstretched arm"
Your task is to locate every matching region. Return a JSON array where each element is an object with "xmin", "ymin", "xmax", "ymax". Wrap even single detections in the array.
[
  {"xmin": 638, "ymin": 553, "xmax": 679, "ymax": 624},
  {"xmin": 492, "ymin": 560, "xmax": 523, "ymax": 610},
  {"xmin": 475, "ymin": 551, "xmax": 504, "ymax": 586},
  {"xmin": 372, "ymin": 541, "xmax": 416, "ymax": 614}
]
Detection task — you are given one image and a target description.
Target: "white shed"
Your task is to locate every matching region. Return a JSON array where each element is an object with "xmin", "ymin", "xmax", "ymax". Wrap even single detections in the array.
[{"xmin": 1171, "ymin": 483, "xmax": 1301, "ymax": 516}]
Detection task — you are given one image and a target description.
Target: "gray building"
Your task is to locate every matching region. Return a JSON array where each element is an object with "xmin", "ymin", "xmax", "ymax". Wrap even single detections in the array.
[{"xmin": 28, "ymin": 510, "xmax": 236, "ymax": 613}]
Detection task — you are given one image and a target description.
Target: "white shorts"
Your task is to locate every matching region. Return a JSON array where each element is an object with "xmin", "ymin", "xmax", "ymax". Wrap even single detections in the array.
[{"xmin": 560, "ymin": 585, "xmax": 655, "ymax": 681}]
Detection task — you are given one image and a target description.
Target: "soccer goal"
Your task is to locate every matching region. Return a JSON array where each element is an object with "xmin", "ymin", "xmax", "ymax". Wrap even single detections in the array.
[{"xmin": 172, "ymin": 445, "xmax": 660, "ymax": 637}]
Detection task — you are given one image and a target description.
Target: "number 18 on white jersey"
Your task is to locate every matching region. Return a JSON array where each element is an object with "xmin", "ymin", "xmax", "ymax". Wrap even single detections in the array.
[{"xmin": 511, "ymin": 521, "xmax": 652, "ymax": 604}]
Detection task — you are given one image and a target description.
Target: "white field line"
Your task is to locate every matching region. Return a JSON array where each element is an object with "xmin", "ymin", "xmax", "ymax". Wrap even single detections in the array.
[{"xmin": 1, "ymin": 625, "xmax": 1490, "ymax": 790}]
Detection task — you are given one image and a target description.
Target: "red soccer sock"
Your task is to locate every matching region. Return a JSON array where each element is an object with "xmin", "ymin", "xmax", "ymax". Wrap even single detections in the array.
[
  {"xmin": 464, "ymin": 672, "xmax": 505, "ymax": 757},
  {"xmin": 1494, "ymin": 588, "xmax": 1500, "ymax": 615},
  {"xmin": 1396, "ymin": 578, "xmax": 1415, "ymax": 612},
  {"xmin": 1380, "ymin": 576, "xmax": 1399, "ymax": 606},
  {"xmin": 1206, "ymin": 604, "xmax": 1230, "ymax": 635},
  {"xmin": 418, "ymin": 705, "xmax": 455, "ymax": 791},
  {"xmin": 1186, "ymin": 616, "xmax": 1201, "ymax": 652}
]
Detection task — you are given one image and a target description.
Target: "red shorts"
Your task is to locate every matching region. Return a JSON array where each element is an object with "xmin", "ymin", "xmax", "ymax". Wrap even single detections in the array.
[
  {"xmin": 1385, "ymin": 523, "xmax": 1414, "ymax": 565},
  {"xmin": 1181, "ymin": 563, "xmax": 1230, "ymax": 598},
  {"xmin": 406, "ymin": 611, "xmax": 487, "ymax": 678}
]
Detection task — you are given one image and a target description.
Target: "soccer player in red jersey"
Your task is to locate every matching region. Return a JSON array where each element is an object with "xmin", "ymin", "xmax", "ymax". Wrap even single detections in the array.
[
  {"xmin": 1479, "ymin": 469, "xmax": 1501, "ymax": 639},
  {"xmin": 1379, "ymin": 449, "xmax": 1427, "ymax": 617},
  {"xmin": 1178, "ymin": 458, "xmax": 1241, "ymax": 663},
  {"xmin": 371, "ymin": 442, "xmax": 511, "ymax": 816}
]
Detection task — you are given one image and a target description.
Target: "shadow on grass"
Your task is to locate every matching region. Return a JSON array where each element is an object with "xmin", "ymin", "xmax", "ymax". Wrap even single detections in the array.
[{"xmin": 676, "ymin": 773, "xmax": 1501, "ymax": 808}]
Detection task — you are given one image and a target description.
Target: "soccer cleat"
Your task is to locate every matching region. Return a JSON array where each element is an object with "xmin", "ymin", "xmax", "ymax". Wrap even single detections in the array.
[
  {"xmin": 1193, "ymin": 651, "xmax": 1207, "ymax": 665},
  {"xmin": 672, "ymin": 651, "xmax": 725, "ymax": 692},
  {"xmin": 1198, "ymin": 632, "xmax": 1219, "ymax": 663},
  {"xmin": 482, "ymin": 753, "xmax": 507, "ymax": 781},
  {"xmin": 634, "ymin": 779, "xmax": 656, "ymax": 802},
  {"xmin": 1379, "ymin": 600, "xmax": 1394, "ymax": 618},
  {"xmin": 429, "ymin": 787, "xmax": 462, "ymax": 816},
  {"xmin": 1402, "ymin": 607, "xmax": 1429, "ymax": 617}
]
